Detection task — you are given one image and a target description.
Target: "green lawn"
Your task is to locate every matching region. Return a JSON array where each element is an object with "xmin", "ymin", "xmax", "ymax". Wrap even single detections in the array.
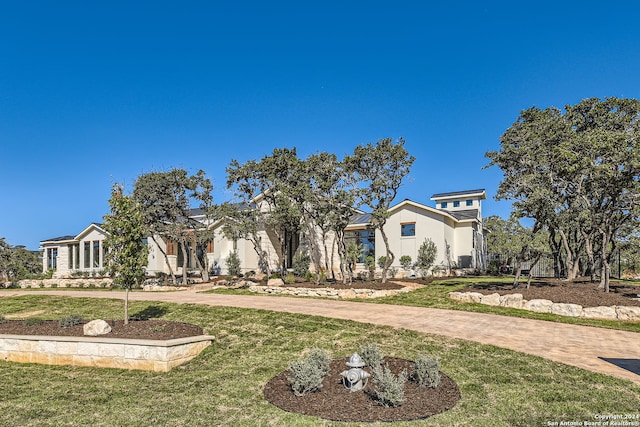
[{"xmin": 0, "ymin": 295, "xmax": 639, "ymax": 426}]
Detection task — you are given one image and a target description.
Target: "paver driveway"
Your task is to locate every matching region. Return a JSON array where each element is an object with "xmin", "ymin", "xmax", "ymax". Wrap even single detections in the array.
[{"xmin": 2, "ymin": 289, "xmax": 640, "ymax": 384}]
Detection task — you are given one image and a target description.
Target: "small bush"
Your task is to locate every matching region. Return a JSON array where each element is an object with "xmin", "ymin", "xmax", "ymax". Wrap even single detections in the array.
[
  {"xmin": 287, "ymin": 348, "xmax": 331, "ymax": 397},
  {"xmin": 59, "ymin": 315, "xmax": 84, "ymax": 328},
  {"xmin": 88, "ymin": 283, "xmax": 96, "ymax": 289},
  {"xmin": 413, "ymin": 355, "xmax": 441, "ymax": 388},
  {"xmin": 23, "ymin": 318, "xmax": 45, "ymax": 327},
  {"xmin": 359, "ymin": 342, "xmax": 383, "ymax": 369},
  {"xmin": 65, "ymin": 283, "xmax": 71, "ymax": 288},
  {"xmin": 226, "ymin": 250, "xmax": 241, "ymax": 276},
  {"xmin": 284, "ymin": 273, "xmax": 296, "ymax": 284},
  {"xmin": 372, "ymin": 363, "xmax": 407, "ymax": 407},
  {"xmin": 292, "ymin": 252, "xmax": 310, "ymax": 277},
  {"xmin": 51, "ymin": 283, "xmax": 58, "ymax": 288},
  {"xmin": 400, "ymin": 255, "xmax": 413, "ymax": 270},
  {"xmin": 38, "ymin": 283, "xmax": 44, "ymax": 288},
  {"xmin": 0, "ymin": 315, "xmax": 5, "ymax": 324}
]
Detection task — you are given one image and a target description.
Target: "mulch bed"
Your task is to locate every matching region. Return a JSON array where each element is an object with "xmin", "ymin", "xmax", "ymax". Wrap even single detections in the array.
[
  {"xmin": 0, "ymin": 319, "xmax": 203, "ymax": 340},
  {"xmin": 264, "ymin": 357, "xmax": 461, "ymax": 422},
  {"xmin": 463, "ymin": 279, "xmax": 640, "ymax": 308}
]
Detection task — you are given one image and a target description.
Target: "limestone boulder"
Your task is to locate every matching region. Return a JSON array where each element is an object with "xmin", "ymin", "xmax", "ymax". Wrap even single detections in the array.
[
  {"xmin": 83, "ymin": 319, "xmax": 112, "ymax": 336},
  {"xmin": 448, "ymin": 292, "xmax": 464, "ymax": 301},
  {"xmin": 480, "ymin": 293, "xmax": 501, "ymax": 306},
  {"xmin": 582, "ymin": 306, "xmax": 617, "ymax": 320},
  {"xmin": 550, "ymin": 303, "xmax": 583, "ymax": 317},
  {"xmin": 499, "ymin": 293, "xmax": 525, "ymax": 309},
  {"xmin": 524, "ymin": 299, "xmax": 553, "ymax": 313},
  {"xmin": 267, "ymin": 278, "xmax": 284, "ymax": 287},
  {"xmin": 616, "ymin": 306, "xmax": 640, "ymax": 321},
  {"xmin": 459, "ymin": 292, "xmax": 484, "ymax": 303}
]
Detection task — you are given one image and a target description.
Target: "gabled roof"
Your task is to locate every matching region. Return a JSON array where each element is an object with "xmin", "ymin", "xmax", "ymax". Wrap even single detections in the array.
[
  {"xmin": 41, "ymin": 223, "xmax": 106, "ymax": 245},
  {"xmin": 430, "ymin": 189, "xmax": 486, "ymax": 201}
]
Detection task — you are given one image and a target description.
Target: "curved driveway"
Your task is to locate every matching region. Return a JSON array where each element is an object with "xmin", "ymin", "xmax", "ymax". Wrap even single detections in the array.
[{"xmin": 2, "ymin": 289, "xmax": 640, "ymax": 385}]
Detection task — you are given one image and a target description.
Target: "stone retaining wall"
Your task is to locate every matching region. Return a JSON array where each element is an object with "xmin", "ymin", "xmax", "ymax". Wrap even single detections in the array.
[
  {"xmin": 15, "ymin": 278, "xmax": 113, "ymax": 289},
  {"xmin": 0, "ymin": 334, "xmax": 214, "ymax": 372},
  {"xmin": 249, "ymin": 284, "xmax": 413, "ymax": 299},
  {"xmin": 448, "ymin": 291, "xmax": 640, "ymax": 321}
]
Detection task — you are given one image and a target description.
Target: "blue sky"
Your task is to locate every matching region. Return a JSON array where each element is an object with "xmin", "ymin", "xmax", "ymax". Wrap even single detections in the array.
[{"xmin": 2, "ymin": 1, "xmax": 639, "ymax": 250}]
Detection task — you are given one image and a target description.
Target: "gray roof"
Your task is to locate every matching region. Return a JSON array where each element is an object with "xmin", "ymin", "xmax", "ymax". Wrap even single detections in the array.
[
  {"xmin": 430, "ymin": 189, "xmax": 485, "ymax": 199},
  {"xmin": 444, "ymin": 209, "xmax": 479, "ymax": 221},
  {"xmin": 42, "ymin": 235, "xmax": 76, "ymax": 243},
  {"xmin": 348, "ymin": 212, "xmax": 372, "ymax": 225}
]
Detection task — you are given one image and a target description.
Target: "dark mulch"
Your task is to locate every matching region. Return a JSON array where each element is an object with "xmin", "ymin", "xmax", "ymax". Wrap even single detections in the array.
[
  {"xmin": 264, "ymin": 357, "xmax": 461, "ymax": 422},
  {"xmin": 0, "ymin": 319, "xmax": 204, "ymax": 340},
  {"xmin": 463, "ymin": 279, "xmax": 640, "ymax": 308}
]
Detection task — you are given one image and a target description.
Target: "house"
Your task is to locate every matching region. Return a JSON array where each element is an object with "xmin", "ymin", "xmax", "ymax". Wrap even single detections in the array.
[{"xmin": 40, "ymin": 189, "xmax": 487, "ymax": 279}]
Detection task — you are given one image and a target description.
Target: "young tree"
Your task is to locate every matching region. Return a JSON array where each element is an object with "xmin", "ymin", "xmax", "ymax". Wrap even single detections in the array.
[
  {"xmin": 103, "ymin": 184, "xmax": 149, "ymax": 324},
  {"xmin": 346, "ymin": 137, "xmax": 415, "ymax": 282},
  {"xmin": 415, "ymin": 238, "xmax": 437, "ymax": 279}
]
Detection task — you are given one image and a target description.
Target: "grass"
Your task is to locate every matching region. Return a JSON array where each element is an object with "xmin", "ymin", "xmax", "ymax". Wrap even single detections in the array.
[{"xmin": 0, "ymin": 295, "xmax": 639, "ymax": 426}]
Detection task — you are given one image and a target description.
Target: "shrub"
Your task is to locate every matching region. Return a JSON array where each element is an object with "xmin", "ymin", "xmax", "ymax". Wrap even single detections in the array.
[
  {"xmin": 372, "ymin": 363, "xmax": 407, "ymax": 407},
  {"xmin": 284, "ymin": 273, "xmax": 296, "ymax": 284},
  {"xmin": 59, "ymin": 315, "xmax": 84, "ymax": 328},
  {"xmin": 292, "ymin": 252, "xmax": 310, "ymax": 277},
  {"xmin": 359, "ymin": 342, "xmax": 383, "ymax": 369},
  {"xmin": 226, "ymin": 250, "xmax": 241, "ymax": 276},
  {"xmin": 65, "ymin": 283, "xmax": 71, "ymax": 288},
  {"xmin": 287, "ymin": 348, "xmax": 331, "ymax": 397},
  {"xmin": 400, "ymin": 255, "xmax": 413, "ymax": 270},
  {"xmin": 413, "ymin": 355, "xmax": 441, "ymax": 388},
  {"xmin": 245, "ymin": 271, "xmax": 255, "ymax": 279},
  {"xmin": 23, "ymin": 318, "xmax": 44, "ymax": 327},
  {"xmin": 377, "ymin": 256, "xmax": 387, "ymax": 269},
  {"xmin": 38, "ymin": 283, "xmax": 44, "ymax": 288},
  {"xmin": 51, "ymin": 283, "xmax": 58, "ymax": 288},
  {"xmin": 0, "ymin": 315, "xmax": 5, "ymax": 324}
]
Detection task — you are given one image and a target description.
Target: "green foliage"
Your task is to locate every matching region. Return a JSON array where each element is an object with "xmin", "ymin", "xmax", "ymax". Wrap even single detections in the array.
[
  {"xmin": 58, "ymin": 315, "xmax": 84, "ymax": 328},
  {"xmin": 23, "ymin": 318, "xmax": 44, "ymax": 327},
  {"xmin": 377, "ymin": 256, "xmax": 386, "ymax": 269},
  {"xmin": 400, "ymin": 255, "xmax": 413, "ymax": 270},
  {"xmin": 416, "ymin": 238, "xmax": 438, "ymax": 278},
  {"xmin": 284, "ymin": 273, "xmax": 295, "ymax": 284},
  {"xmin": 372, "ymin": 363, "xmax": 407, "ymax": 407},
  {"xmin": 413, "ymin": 355, "xmax": 441, "ymax": 388},
  {"xmin": 359, "ymin": 342, "xmax": 383, "ymax": 369},
  {"xmin": 0, "ymin": 315, "xmax": 5, "ymax": 324},
  {"xmin": 287, "ymin": 348, "xmax": 331, "ymax": 396},
  {"xmin": 292, "ymin": 252, "xmax": 310, "ymax": 277},
  {"xmin": 0, "ymin": 239, "xmax": 41, "ymax": 282},
  {"xmin": 225, "ymin": 250, "xmax": 241, "ymax": 276}
]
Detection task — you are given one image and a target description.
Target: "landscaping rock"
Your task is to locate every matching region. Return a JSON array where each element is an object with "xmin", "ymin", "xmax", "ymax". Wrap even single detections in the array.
[
  {"xmin": 524, "ymin": 299, "xmax": 553, "ymax": 313},
  {"xmin": 447, "ymin": 292, "xmax": 464, "ymax": 301},
  {"xmin": 582, "ymin": 306, "xmax": 617, "ymax": 319},
  {"xmin": 616, "ymin": 306, "xmax": 640, "ymax": 321},
  {"xmin": 83, "ymin": 319, "xmax": 112, "ymax": 336},
  {"xmin": 480, "ymin": 293, "xmax": 501, "ymax": 306},
  {"xmin": 550, "ymin": 303, "xmax": 583, "ymax": 317},
  {"xmin": 267, "ymin": 278, "xmax": 284, "ymax": 287},
  {"xmin": 499, "ymin": 293, "xmax": 525, "ymax": 309}
]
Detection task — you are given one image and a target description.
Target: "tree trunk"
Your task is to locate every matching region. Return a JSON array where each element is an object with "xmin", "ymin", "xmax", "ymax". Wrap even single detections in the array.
[
  {"xmin": 379, "ymin": 225, "xmax": 394, "ymax": 283},
  {"xmin": 526, "ymin": 253, "xmax": 542, "ymax": 289},
  {"xmin": 599, "ymin": 231, "xmax": 611, "ymax": 292},
  {"xmin": 152, "ymin": 235, "xmax": 176, "ymax": 284},
  {"xmin": 558, "ymin": 229, "xmax": 579, "ymax": 281},
  {"xmin": 124, "ymin": 287, "xmax": 129, "ymax": 325},
  {"xmin": 180, "ymin": 239, "xmax": 189, "ymax": 285}
]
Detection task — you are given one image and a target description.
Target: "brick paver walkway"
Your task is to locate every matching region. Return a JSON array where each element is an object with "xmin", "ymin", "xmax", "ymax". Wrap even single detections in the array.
[{"xmin": 3, "ymin": 289, "xmax": 640, "ymax": 384}]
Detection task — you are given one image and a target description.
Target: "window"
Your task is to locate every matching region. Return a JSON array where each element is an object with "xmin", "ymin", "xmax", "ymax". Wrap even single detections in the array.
[
  {"xmin": 466, "ymin": 199, "xmax": 473, "ymax": 206},
  {"xmin": 345, "ymin": 229, "xmax": 375, "ymax": 263},
  {"xmin": 47, "ymin": 248, "xmax": 57, "ymax": 269},
  {"xmin": 93, "ymin": 241, "xmax": 100, "ymax": 268},
  {"xmin": 84, "ymin": 242, "xmax": 90, "ymax": 268},
  {"xmin": 401, "ymin": 223, "xmax": 415, "ymax": 237},
  {"xmin": 441, "ymin": 202, "xmax": 448, "ymax": 208},
  {"xmin": 453, "ymin": 201, "xmax": 460, "ymax": 208},
  {"xmin": 68, "ymin": 244, "xmax": 79, "ymax": 270}
]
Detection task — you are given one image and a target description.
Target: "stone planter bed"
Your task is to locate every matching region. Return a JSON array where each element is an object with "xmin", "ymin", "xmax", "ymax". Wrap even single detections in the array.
[
  {"xmin": 248, "ymin": 284, "xmax": 414, "ymax": 299},
  {"xmin": 448, "ymin": 291, "xmax": 640, "ymax": 321},
  {"xmin": 0, "ymin": 320, "xmax": 213, "ymax": 372}
]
